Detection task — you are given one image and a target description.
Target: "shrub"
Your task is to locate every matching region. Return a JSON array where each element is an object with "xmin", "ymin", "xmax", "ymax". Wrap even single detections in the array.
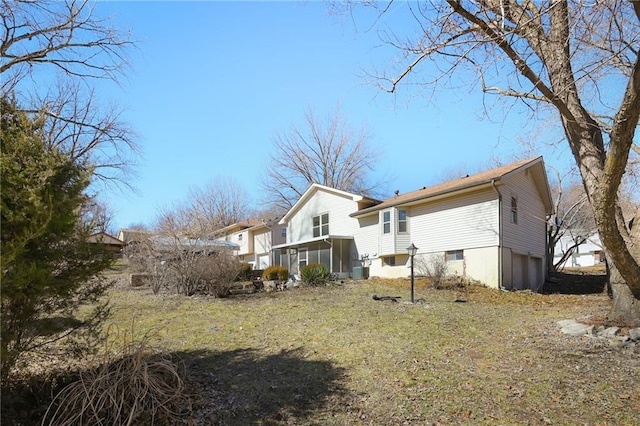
[
  {"xmin": 300, "ymin": 263, "xmax": 333, "ymax": 287},
  {"xmin": 415, "ymin": 254, "xmax": 449, "ymax": 289},
  {"xmin": 262, "ymin": 266, "xmax": 289, "ymax": 281},
  {"xmin": 236, "ymin": 262, "xmax": 253, "ymax": 281}
]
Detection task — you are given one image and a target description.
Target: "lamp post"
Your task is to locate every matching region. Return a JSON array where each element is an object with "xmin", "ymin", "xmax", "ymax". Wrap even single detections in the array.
[{"xmin": 406, "ymin": 243, "xmax": 418, "ymax": 303}]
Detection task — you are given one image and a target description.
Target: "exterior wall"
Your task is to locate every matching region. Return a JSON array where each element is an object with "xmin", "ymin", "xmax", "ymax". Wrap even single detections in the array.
[
  {"xmin": 252, "ymin": 227, "xmax": 272, "ymax": 269},
  {"xmin": 366, "ymin": 246, "xmax": 499, "ymax": 287},
  {"xmin": 408, "ymin": 189, "xmax": 499, "ymax": 253},
  {"xmin": 359, "ymin": 189, "xmax": 501, "ymax": 285},
  {"xmin": 501, "ymin": 170, "xmax": 548, "ymax": 290},
  {"xmin": 378, "ymin": 207, "xmax": 411, "ymax": 255},
  {"xmin": 286, "ymin": 189, "xmax": 361, "ymax": 243},
  {"xmin": 231, "ymin": 229, "xmax": 251, "ymax": 255}
]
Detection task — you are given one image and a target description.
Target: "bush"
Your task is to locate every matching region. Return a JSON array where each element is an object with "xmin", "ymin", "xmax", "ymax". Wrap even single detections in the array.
[
  {"xmin": 236, "ymin": 262, "xmax": 253, "ymax": 281},
  {"xmin": 300, "ymin": 263, "xmax": 333, "ymax": 287},
  {"xmin": 262, "ymin": 266, "xmax": 289, "ymax": 281},
  {"xmin": 415, "ymin": 254, "xmax": 449, "ymax": 289}
]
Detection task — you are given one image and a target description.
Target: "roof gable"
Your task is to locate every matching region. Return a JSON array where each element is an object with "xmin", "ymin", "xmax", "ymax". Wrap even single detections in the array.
[{"xmin": 280, "ymin": 183, "xmax": 378, "ymax": 224}]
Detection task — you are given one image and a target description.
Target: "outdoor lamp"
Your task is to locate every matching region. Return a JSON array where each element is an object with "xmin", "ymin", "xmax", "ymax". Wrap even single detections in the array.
[{"xmin": 406, "ymin": 243, "xmax": 418, "ymax": 303}]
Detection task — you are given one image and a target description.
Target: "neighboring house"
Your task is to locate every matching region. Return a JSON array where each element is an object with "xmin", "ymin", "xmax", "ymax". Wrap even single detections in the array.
[
  {"xmin": 216, "ymin": 218, "xmax": 287, "ymax": 269},
  {"xmin": 553, "ymin": 233, "xmax": 604, "ymax": 268},
  {"xmin": 117, "ymin": 228, "xmax": 154, "ymax": 256},
  {"xmin": 87, "ymin": 231, "xmax": 123, "ymax": 257},
  {"xmin": 277, "ymin": 156, "xmax": 553, "ymax": 291},
  {"xmin": 274, "ymin": 187, "xmax": 380, "ymax": 279}
]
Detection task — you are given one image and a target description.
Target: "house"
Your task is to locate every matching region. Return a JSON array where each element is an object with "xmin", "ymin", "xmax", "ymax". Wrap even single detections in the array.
[
  {"xmin": 216, "ymin": 218, "xmax": 287, "ymax": 269},
  {"xmin": 274, "ymin": 187, "xmax": 380, "ymax": 279},
  {"xmin": 87, "ymin": 231, "xmax": 123, "ymax": 257},
  {"xmin": 117, "ymin": 228, "xmax": 154, "ymax": 256},
  {"xmin": 553, "ymin": 232, "xmax": 604, "ymax": 268},
  {"xmin": 277, "ymin": 156, "xmax": 553, "ymax": 291}
]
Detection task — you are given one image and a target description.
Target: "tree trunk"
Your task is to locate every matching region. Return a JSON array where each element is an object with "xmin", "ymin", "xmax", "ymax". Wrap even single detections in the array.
[{"xmin": 608, "ymin": 262, "xmax": 640, "ymax": 323}]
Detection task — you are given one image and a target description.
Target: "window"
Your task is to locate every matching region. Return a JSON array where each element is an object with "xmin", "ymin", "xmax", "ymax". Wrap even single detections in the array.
[
  {"xmin": 238, "ymin": 234, "xmax": 243, "ymax": 241},
  {"xmin": 281, "ymin": 227, "xmax": 287, "ymax": 238},
  {"xmin": 299, "ymin": 248, "xmax": 308, "ymax": 268},
  {"xmin": 445, "ymin": 250, "xmax": 464, "ymax": 261},
  {"xmin": 313, "ymin": 213, "xmax": 329, "ymax": 237},
  {"xmin": 383, "ymin": 211, "xmax": 391, "ymax": 234},
  {"xmin": 510, "ymin": 196, "xmax": 518, "ymax": 224},
  {"xmin": 397, "ymin": 209, "xmax": 407, "ymax": 233},
  {"xmin": 383, "ymin": 256, "xmax": 396, "ymax": 266}
]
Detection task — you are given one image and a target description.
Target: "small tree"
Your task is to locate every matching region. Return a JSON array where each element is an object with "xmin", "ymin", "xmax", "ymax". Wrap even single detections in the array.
[{"xmin": 1, "ymin": 96, "xmax": 112, "ymax": 382}]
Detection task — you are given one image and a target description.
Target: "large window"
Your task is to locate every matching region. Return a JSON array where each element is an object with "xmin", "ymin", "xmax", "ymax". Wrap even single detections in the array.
[
  {"xmin": 313, "ymin": 213, "xmax": 329, "ymax": 238},
  {"xmin": 510, "ymin": 196, "xmax": 518, "ymax": 224},
  {"xmin": 383, "ymin": 211, "xmax": 391, "ymax": 234},
  {"xmin": 397, "ymin": 209, "xmax": 407, "ymax": 233}
]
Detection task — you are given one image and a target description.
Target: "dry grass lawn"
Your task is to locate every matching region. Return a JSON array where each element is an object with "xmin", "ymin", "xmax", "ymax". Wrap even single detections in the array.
[{"xmin": 94, "ymin": 270, "xmax": 640, "ymax": 425}]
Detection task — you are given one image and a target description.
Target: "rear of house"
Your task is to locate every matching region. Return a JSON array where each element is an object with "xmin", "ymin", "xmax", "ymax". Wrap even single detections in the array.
[
  {"xmin": 351, "ymin": 157, "xmax": 552, "ymax": 290},
  {"xmin": 270, "ymin": 157, "xmax": 552, "ymax": 291}
]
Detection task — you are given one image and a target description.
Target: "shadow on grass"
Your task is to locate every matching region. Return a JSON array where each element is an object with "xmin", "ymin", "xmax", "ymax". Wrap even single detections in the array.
[
  {"xmin": 1, "ymin": 347, "xmax": 347, "ymax": 426},
  {"xmin": 542, "ymin": 270, "xmax": 607, "ymax": 295},
  {"xmin": 176, "ymin": 347, "xmax": 347, "ymax": 424}
]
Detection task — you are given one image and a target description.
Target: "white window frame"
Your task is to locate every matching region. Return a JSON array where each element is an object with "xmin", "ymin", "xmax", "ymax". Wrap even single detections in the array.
[
  {"xmin": 382, "ymin": 211, "xmax": 391, "ymax": 234},
  {"xmin": 299, "ymin": 247, "xmax": 308, "ymax": 269},
  {"xmin": 313, "ymin": 213, "xmax": 329, "ymax": 238},
  {"xmin": 397, "ymin": 209, "xmax": 407, "ymax": 234}
]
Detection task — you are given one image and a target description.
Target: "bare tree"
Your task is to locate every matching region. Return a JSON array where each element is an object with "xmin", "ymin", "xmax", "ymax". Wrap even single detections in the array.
[
  {"xmin": 188, "ymin": 177, "xmax": 251, "ymax": 231},
  {"xmin": 1, "ymin": 0, "xmax": 132, "ymax": 93},
  {"xmin": 260, "ymin": 107, "xmax": 386, "ymax": 210},
  {"xmin": 1, "ymin": 1, "xmax": 138, "ymax": 187},
  {"xmin": 344, "ymin": 1, "xmax": 640, "ymax": 321},
  {"xmin": 547, "ymin": 173, "xmax": 598, "ymax": 271},
  {"xmin": 81, "ymin": 196, "xmax": 115, "ymax": 235}
]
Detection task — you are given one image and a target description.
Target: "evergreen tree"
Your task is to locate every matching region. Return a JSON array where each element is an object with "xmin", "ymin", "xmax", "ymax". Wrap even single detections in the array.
[{"xmin": 1, "ymin": 96, "xmax": 112, "ymax": 382}]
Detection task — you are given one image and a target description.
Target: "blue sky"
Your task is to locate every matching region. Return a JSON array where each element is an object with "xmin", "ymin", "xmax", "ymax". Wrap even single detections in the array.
[{"xmin": 92, "ymin": 1, "xmax": 567, "ymax": 231}]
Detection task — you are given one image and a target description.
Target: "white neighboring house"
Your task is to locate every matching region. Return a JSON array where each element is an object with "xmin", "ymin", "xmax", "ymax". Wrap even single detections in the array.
[
  {"xmin": 553, "ymin": 233, "xmax": 604, "ymax": 268},
  {"xmin": 274, "ymin": 186, "xmax": 380, "ymax": 279},
  {"xmin": 216, "ymin": 219, "xmax": 287, "ymax": 269},
  {"xmin": 277, "ymin": 156, "xmax": 553, "ymax": 291}
]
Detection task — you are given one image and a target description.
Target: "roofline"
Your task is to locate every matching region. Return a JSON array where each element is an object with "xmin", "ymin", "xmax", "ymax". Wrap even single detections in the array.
[
  {"xmin": 280, "ymin": 183, "xmax": 368, "ymax": 224},
  {"xmin": 351, "ymin": 181, "xmax": 500, "ymax": 218},
  {"xmin": 351, "ymin": 156, "xmax": 552, "ymax": 218}
]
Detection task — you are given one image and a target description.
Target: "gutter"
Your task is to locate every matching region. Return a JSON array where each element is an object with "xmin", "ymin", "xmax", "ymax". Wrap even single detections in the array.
[{"xmin": 491, "ymin": 179, "xmax": 505, "ymax": 290}]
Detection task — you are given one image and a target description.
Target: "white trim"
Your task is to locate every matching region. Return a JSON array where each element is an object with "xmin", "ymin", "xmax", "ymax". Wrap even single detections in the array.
[{"xmin": 272, "ymin": 234, "xmax": 354, "ymax": 249}]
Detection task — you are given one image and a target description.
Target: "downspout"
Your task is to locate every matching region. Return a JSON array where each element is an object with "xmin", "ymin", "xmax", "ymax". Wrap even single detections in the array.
[{"xmin": 491, "ymin": 179, "xmax": 504, "ymax": 290}]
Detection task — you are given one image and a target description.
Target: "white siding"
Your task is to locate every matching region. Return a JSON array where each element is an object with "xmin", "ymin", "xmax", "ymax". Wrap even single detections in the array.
[
  {"xmin": 409, "ymin": 189, "xmax": 499, "ymax": 253},
  {"xmin": 232, "ymin": 229, "xmax": 250, "ymax": 255},
  {"xmin": 287, "ymin": 189, "xmax": 360, "ymax": 243},
  {"xmin": 354, "ymin": 215, "xmax": 379, "ymax": 268},
  {"xmin": 501, "ymin": 171, "xmax": 547, "ymax": 257},
  {"xmin": 253, "ymin": 228, "xmax": 271, "ymax": 258}
]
